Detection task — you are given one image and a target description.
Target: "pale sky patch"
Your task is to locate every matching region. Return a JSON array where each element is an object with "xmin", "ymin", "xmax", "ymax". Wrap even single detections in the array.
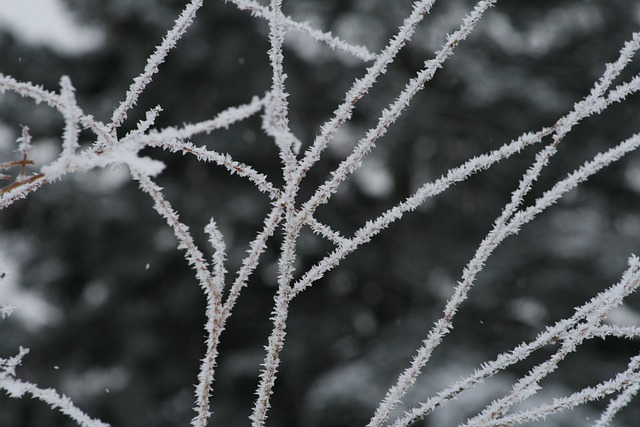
[{"xmin": 0, "ymin": 0, "xmax": 103, "ymax": 54}]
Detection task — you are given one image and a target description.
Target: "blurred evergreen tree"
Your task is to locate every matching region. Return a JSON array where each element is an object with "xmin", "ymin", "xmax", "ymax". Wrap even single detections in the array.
[{"xmin": 0, "ymin": 1, "xmax": 639, "ymax": 426}]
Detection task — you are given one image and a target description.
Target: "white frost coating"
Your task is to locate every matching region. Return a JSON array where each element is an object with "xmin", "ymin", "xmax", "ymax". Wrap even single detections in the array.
[
  {"xmin": 0, "ymin": 347, "xmax": 109, "ymax": 427},
  {"xmin": 109, "ymin": 0, "xmax": 206, "ymax": 130},
  {"xmin": 191, "ymin": 219, "xmax": 227, "ymax": 427},
  {"xmin": 0, "ymin": 2, "xmax": 638, "ymax": 427},
  {"xmin": 0, "ymin": 304, "xmax": 14, "ymax": 319},
  {"xmin": 227, "ymin": 0, "xmax": 377, "ymax": 61}
]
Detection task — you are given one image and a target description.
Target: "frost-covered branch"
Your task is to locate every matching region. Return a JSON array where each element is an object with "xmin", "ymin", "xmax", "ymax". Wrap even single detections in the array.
[
  {"xmin": 482, "ymin": 355, "xmax": 640, "ymax": 427},
  {"xmin": 192, "ymin": 220, "xmax": 227, "ymax": 427},
  {"xmin": 226, "ymin": 0, "xmax": 377, "ymax": 61},
  {"xmin": 463, "ymin": 256, "xmax": 640, "ymax": 426},
  {"xmin": 295, "ymin": 0, "xmax": 498, "ymax": 240},
  {"xmin": 59, "ymin": 76, "xmax": 81, "ymax": 162},
  {"xmin": 109, "ymin": 0, "xmax": 205, "ymax": 130},
  {"xmin": 144, "ymin": 95, "xmax": 267, "ymax": 142},
  {"xmin": 0, "ymin": 348, "xmax": 109, "ymax": 427},
  {"xmin": 0, "ymin": 0, "xmax": 639, "ymax": 426},
  {"xmin": 366, "ymin": 31, "xmax": 640, "ymax": 423},
  {"xmin": 392, "ymin": 255, "xmax": 640, "ymax": 427},
  {"xmin": 291, "ymin": 0, "xmax": 438, "ymax": 196},
  {"xmin": 150, "ymin": 139, "xmax": 280, "ymax": 199},
  {"xmin": 0, "ymin": 376, "xmax": 110, "ymax": 427},
  {"xmin": 368, "ymin": 129, "xmax": 640, "ymax": 427},
  {"xmin": 0, "ymin": 305, "xmax": 14, "ymax": 319}
]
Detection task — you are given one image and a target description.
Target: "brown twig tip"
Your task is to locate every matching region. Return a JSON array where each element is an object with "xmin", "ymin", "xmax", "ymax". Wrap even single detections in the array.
[
  {"xmin": 0, "ymin": 173, "xmax": 46, "ymax": 195},
  {"xmin": 0, "ymin": 127, "xmax": 43, "ymax": 194},
  {"xmin": 0, "ymin": 159, "xmax": 35, "ymax": 170}
]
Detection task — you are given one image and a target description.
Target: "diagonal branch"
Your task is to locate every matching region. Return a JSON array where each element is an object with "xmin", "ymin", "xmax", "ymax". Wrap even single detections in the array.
[
  {"xmin": 226, "ymin": 0, "xmax": 377, "ymax": 61},
  {"xmin": 290, "ymin": 0, "xmax": 438, "ymax": 201},
  {"xmin": 294, "ymin": 0, "xmax": 498, "ymax": 245},
  {"xmin": 392, "ymin": 256, "xmax": 640, "ymax": 427},
  {"xmin": 291, "ymin": 66, "xmax": 640, "ymax": 297},
  {"xmin": 109, "ymin": 0, "xmax": 205, "ymax": 131}
]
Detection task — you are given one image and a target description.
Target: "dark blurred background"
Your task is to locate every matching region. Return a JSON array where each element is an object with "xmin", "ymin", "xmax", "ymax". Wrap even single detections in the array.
[{"xmin": 1, "ymin": 0, "xmax": 640, "ymax": 426}]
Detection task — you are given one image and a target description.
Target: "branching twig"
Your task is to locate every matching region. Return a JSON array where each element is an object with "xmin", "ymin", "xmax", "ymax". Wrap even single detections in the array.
[{"xmin": 0, "ymin": 2, "xmax": 638, "ymax": 427}]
